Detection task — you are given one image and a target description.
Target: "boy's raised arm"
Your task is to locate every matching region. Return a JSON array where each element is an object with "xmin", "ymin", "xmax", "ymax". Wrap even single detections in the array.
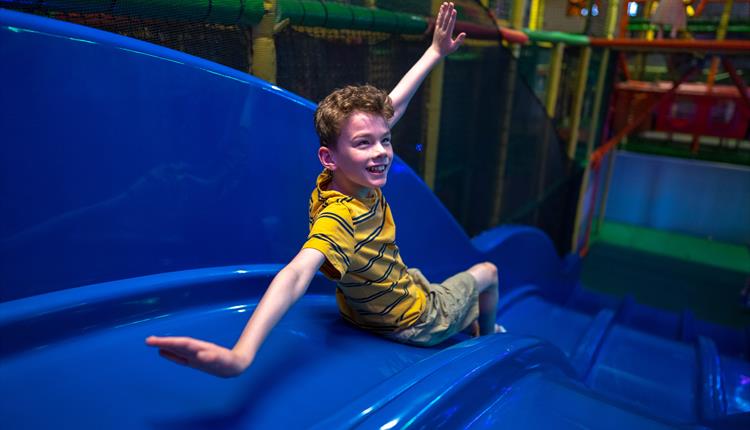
[
  {"xmin": 145, "ymin": 248, "xmax": 325, "ymax": 378},
  {"xmin": 388, "ymin": 2, "xmax": 466, "ymax": 128}
]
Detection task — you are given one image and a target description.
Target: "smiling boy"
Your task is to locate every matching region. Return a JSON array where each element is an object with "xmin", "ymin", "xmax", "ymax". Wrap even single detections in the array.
[{"xmin": 147, "ymin": 3, "xmax": 501, "ymax": 378}]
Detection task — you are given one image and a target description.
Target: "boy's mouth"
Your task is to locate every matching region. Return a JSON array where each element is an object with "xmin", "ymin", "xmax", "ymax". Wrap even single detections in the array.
[{"xmin": 366, "ymin": 165, "xmax": 387, "ymax": 173}]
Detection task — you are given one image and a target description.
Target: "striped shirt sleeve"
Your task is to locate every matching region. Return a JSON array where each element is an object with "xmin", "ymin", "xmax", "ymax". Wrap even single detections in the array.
[{"xmin": 302, "ymin": 203, "xmax": 355, "ymax": 280}]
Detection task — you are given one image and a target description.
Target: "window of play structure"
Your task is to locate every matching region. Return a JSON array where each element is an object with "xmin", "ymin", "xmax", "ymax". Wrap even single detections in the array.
[
  {"xmin": 668, "ymin": 97, "xmax": 697, "ymax": 120},
  {"xmin": 709, "ymin": 100, "xmax": 736, "ymax": 125}
]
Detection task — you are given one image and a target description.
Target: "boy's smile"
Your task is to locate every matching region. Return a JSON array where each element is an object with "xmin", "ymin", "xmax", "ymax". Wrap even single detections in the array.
[{"xmin": 320, "ymin": 111, "xmax": 393, "ymax": 199}]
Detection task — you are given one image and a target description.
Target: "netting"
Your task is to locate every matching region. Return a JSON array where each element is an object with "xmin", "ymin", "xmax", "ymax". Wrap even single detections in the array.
[
  {"xmin": 275, "ymin": 26, "xmax": 428, "ymax": 173},
  {"xmin": 2, "ymin": 0, "xmax": 582, "ymax": 254},
  {"xmin": 2, "ymin": 1, "xmax": 253, "ymax": 71}
]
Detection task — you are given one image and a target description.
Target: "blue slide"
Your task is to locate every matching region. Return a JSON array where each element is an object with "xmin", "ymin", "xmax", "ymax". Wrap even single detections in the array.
[{"xmin": 1, "ymin": 9, "xmax": 748, "ymax": 429}]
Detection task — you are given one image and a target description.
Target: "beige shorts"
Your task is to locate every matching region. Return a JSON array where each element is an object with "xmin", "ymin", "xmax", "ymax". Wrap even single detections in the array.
[{"xmin": 386, "ymin": 268, "xmax": 479, "ymax": 347}]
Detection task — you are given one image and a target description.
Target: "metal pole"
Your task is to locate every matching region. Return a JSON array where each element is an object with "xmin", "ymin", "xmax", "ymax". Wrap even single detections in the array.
[
  {"xmin": 423, "ymin": 0, "xmax": 446, "ymax": 190},
  {"xmin": 537, "ymin": 0, "xmax": 546, "ymax": 30},
  {"xmin": 586, "ymin": 49, "xmax": 611, "ymax": 154},
  {"xmin": 618, "ymin": 0, "xmax": 630, "ymax": 37},
  {"xmin": 570, "ymin": 48, "xmax": 610, "ymax": 252},
  {"xmin": 606, "ymin": 0, "xmax": 621, "ymax": 39},
  {"xmin": 491, "ymin": 46, "xmax": 519, "ymax": 226},
  {"xmin": 529, "ymin": 0, "xmax": 541, "ymax": 30},
  {"xmin": 567, "ymin": 46, "xmax": 592, "ymax": 159},
  {"xmin": 707, "ymin": 0, "xmax": 734, "ymax": 89},
  {"xmin": 570, "ymin": 0, "xmax": 621, "ymax": 252},
  {"xmin": 545, "ymin": 42, "xmax": 565, "ymax": 117},
  {"xmin": 512, "ymin": 0, "xmax": 527, "ymax": 30},
  {"xmin": 536, "ymin": 42, "xmax": 563, "ymax": 224},
  {"xmin": 634, "ymin": 0, "xmax": 655, "ymax": 79},
  {"xmin": 251, "ymin": 0, "xmax": 278, "ymax": 83}
]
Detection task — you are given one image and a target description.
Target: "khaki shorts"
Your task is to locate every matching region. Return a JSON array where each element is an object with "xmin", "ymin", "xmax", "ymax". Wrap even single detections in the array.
[{"xmin": 386, "ymin": 268, "xmax": 479, "ymax": 347}]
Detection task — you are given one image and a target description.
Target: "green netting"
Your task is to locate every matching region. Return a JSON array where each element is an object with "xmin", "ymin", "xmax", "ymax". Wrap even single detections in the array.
[
  {"xmin": 275, "ymin": 27, "xmax": 428, "ymax": 175},
  {"xmin": 436, "ymin": 43, "xmax": 582, "ymax": 251},
  {"xmin": 5, "ymin": 1, "xmax": 254, "ymax": 71},
  {"xmin": 517, "ymin": 44, "xmax": 550, "ymax": 105},
  {"xmin": 490, "ymin": 0, "xmax": 513, "ymax": 22}
]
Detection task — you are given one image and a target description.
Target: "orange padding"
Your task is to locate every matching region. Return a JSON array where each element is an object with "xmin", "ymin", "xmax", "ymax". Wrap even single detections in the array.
[{"xmin": 499, "ymin": 27, "xmax": 528, "ymax": 44}]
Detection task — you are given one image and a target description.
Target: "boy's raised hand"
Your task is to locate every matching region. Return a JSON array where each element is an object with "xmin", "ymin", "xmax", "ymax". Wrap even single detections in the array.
[
  {"xmin": 431, "ymin": 2, "xmax": 466, "ymax": 57},
  {"xmin": 146, "ymin": 335, "xmax": 251, "ymax": 378},
  {"xmin": 387, "ymin": 2, "xmax": 467, "ymax": 126}
]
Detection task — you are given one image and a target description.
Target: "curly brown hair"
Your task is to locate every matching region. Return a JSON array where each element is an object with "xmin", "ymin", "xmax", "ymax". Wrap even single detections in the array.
[{"xmin": 314, "ymin": 85, "xmax": 394, "ymax": 148}]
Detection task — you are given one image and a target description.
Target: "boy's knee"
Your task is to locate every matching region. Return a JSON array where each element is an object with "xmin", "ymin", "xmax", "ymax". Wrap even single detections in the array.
[
  {"xmin": 478, "ymin": 262, "xmax": 498, "ymax": 284},
  {"xmin": 468, "ymin": 261, "xmax": 499, "ymax": 289},
  {"xmin": 484, "ymin": 262, "xmax": 498, "ymax": 280}
]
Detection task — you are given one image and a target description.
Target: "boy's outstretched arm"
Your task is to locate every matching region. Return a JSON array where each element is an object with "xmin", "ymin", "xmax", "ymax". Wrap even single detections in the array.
[
  {"xmin": 388, "ymin": 2, "xmax": 466, "ymax": 127},
  {"xmin": 145, "ymin": 248, "xmax": 325, "ymax": 378}
]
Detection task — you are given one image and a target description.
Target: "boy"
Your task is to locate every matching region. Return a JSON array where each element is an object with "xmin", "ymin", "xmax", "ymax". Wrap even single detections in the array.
[{"xmin": 146, "ymin": 3, "xmax": 501, "ymax": 378}]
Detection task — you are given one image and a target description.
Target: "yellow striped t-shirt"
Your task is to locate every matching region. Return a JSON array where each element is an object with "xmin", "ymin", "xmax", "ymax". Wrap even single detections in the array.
[{"xmin": 302, "ymin": 169, "xmax": 426, "ymax": 332}]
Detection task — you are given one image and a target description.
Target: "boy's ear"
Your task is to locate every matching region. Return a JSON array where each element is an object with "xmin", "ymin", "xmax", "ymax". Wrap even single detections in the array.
[{"xmin": 318, "ymin": 146, "xmax": 337, "ymax": 171}]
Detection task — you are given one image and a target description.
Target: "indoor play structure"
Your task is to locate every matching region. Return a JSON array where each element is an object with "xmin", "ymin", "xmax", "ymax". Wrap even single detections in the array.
[{"xmin": 1, "ymin": 1, "xmax": 749, "ymax": 429}]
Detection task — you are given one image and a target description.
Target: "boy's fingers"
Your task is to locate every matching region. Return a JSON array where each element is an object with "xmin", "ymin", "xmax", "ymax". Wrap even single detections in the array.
[
  {"xmin": 145, "ymin": 335, "xmax": 160, "ymax": 345},
  {"xmin": 450, "ymin": 9, "xmax": 458, "ymax": 32},
  {"xmin": 442, "ymin": 5, "xmax": 453, "ymax": 31},
  {"xmin": 159, "ymin": 349, "xmax": 189, "ymax": 366},
  {"xmin": 454, "ymin": 32, "xmax": 466, "ymax": 46},
  {"xmin": 197, "ymin": 349, "xmax": 219, "ymax": 363},
  {"xmin": 156, "ymin": 343, "xmax": 199, "ymax": 359},
  {"xmin": 146, "ymin": 335, "xmax": 187, "ymax": 346},
  {"xmin": 147, "ymin": 336, "xmax": 212, "ymax": 350},
  {"xmin": 147, "ymin": 337, "xmax": 218, "ymax": 361},
  {"xmin": 146, "ymin": 336, "xmax": 187, "ymax": 349},
  {"xmin": 436, "ymin": 3, "xmax": 446, "ymax": 30}
]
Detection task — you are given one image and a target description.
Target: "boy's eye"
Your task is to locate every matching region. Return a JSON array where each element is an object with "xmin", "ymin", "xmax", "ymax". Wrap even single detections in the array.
[
  {"xmin": 356, "ymin": 140, "xmax": 369, "ymax": 147},
  {"xmin": 382, "ymin": 137, "xmax": 391, "ymax": 145}
]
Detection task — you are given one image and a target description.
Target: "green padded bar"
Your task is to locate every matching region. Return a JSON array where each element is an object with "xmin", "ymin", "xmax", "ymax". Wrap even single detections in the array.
[
  {"xmin": 277, "ymin": 0, "xmax": 305, "ymax": 25},
  {"xmin": 299, "ymin": 0, "xmax": 327, "ymax": 27},
  {"xmin": 276, "ymin": 1, "xmax": 425, "ymax": 34},
  {"xmin": 395, "ymin": 12, "xmax": 427, "ymax": 34},
  {"xmin": 114, "ymin": 0, "xmax": 211, "ymax": 22},
  {"xmin": 524, "ymin": 30, "xmax": 590, "ymax": 46},
  {"xmin": 350, "ymin": 5, "xmax": 375, "ymax": 30},
  {"xmin": 45, "ymin": 0, "xmax": 262, "ymax": 25},
  {"xmin": 324, "ymin": 2, "xmax": 354, "ymax": 29},
  {"xmin": 371, "ymin": 8, "xmax": 399, "ymax": 33},
  {"xmin": 239, "ymin": 0, "xmax": 265, "ymax": 26},
  {"xmin": 208, "ymin": 0, "xmax": 243, "ymax": 24}
]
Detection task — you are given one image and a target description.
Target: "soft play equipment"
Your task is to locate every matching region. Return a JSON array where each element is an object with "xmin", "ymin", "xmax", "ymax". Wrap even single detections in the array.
[{"xmin": 1, "ymin": 9, "xmax": 748, "ymax": 429}]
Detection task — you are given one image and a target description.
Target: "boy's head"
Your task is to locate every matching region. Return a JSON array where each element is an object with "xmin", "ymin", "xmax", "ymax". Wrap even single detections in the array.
[
  {"xmin": 314, "ymin": 85, "xmax": 395, "ymax": 197},
  {"xmin": 314, "ymin": 85, "xmax": 394, "ymax": 149}
]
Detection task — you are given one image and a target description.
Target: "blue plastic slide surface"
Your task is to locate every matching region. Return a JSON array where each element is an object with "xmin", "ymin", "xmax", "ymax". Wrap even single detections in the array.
[{"xmin": 1, "ymin": 9, "xmax": 748, "ymax": 429}]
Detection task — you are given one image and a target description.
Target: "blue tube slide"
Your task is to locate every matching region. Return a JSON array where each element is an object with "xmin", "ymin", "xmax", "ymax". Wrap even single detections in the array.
[{"xmin": 1, "ymin": 8, "xmax": 748, "ymax": 429}]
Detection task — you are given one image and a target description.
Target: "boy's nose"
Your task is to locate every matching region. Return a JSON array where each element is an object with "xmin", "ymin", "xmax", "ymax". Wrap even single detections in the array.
[{"xmin": 373, "ymin": 141, "xmax": 388, "ymax": 157}]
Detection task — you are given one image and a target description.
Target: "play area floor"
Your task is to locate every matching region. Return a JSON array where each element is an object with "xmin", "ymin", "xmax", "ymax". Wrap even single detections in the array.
[{"xmin": 581, "ymin": 221, "xmax": 750, "ymax": 329}]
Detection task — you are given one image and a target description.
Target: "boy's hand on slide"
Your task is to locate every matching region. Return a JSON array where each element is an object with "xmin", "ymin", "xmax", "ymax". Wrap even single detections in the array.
[
  {"xmin": 431, "ymin": 2, "xmax": 466, "ymax": 57},
  {"xmin": 146, "ymin": 336, "xmax": 251, "ymax": 378}
]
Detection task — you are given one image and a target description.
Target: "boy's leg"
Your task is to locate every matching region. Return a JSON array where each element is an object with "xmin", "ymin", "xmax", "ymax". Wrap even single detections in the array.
[{"xmin": 467, "ymin": 262, "xmax": 499, "ymax": 336}]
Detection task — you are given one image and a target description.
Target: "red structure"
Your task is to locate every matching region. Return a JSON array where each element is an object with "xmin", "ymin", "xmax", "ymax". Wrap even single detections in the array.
[{"xmin": 614, "ymin": 81, "xmax": 750, "ymax": 140}]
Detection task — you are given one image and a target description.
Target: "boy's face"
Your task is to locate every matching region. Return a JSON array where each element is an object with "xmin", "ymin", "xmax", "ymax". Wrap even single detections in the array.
[{"xmin": 319, "ymin": 111, "xmax": 393, "ymax": 198}]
